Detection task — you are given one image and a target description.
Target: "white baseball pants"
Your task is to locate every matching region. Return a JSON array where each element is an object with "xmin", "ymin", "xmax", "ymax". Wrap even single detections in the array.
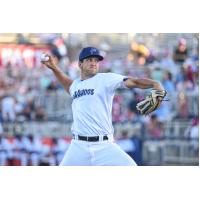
[{"xmin": 59, "ymin": 139, "xmax": 137, "ymax": 166}]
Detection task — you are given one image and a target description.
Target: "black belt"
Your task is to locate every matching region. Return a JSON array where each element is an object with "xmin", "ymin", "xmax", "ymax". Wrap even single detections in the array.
[{"xmin": 73, "ymin": 135, "xmax": 109, "ymax": 142}]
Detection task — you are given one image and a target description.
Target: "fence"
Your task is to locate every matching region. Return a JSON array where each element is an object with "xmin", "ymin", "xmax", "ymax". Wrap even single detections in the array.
[
  {"xmin": 142, "ymin": 139, "xmax": 199, "ymax": 166},
  {"xmin": 1, "ymin": 119, "xmax": 199, "ymax": 166}
]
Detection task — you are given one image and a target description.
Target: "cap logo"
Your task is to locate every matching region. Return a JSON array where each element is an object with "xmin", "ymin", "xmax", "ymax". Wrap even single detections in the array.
[{"xmin": 90, "ymin": 48, "xmax": 97, "ymax": 54}]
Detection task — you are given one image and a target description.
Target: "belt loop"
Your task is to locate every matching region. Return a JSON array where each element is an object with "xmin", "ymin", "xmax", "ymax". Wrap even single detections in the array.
[
  {"xmin": 74, "ymin": 135, "xmax": 78, "ymax": 140},
  {"xmin": 99, "ymin": 135, "xmax": 103, "ymax": 142}
]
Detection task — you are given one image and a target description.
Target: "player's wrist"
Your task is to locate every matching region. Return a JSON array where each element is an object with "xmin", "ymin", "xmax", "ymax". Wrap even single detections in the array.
[
  {"xmin": 152, "ymin": 82, "xmax": 164, "ymax": 91},
  {"xmin": 51, "ymin": 65, "xmax": 59, "ymax": 72}
]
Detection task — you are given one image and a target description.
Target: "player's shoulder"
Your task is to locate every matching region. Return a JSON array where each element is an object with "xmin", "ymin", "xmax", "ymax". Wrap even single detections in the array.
[
  {"xmin": 70, "ymin": 78, "xmax": 79, "ymax": 86},
  {"xmin": 98, "ymin": 72, "xmax": 115, "ymax": 75},
  {"xmin": 69, "ymin": 78, "xmax": 80, "ymax": 94},
  {"xmin": 96, "ymin": 72, "xmax": 114, "ymax": 81},
  {"xmin": 97, "ymin": 72, "xmax": 117, "ymax": 78},
  {"xmin": 98, "ymin": 72, "xmax": 125, "ymax": 79}
]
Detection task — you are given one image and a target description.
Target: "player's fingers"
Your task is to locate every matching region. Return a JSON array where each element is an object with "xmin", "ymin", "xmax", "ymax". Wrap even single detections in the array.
[
  {"xmin": 41, "ymin": 60, "xmax": 51, "ymax": 68},
  {"xmin": 157, "ymin": 97, "xmax": 163, "ymax": 101},
  {"xmin": 41, "ymin": 59, "xmax": 50, "ymax": 64}
]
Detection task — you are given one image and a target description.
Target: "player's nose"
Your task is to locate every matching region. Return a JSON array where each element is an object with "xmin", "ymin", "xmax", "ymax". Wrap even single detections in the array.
[{"xmin": 90, "ymin": 61, "xmax": 97, "ymax": 66}]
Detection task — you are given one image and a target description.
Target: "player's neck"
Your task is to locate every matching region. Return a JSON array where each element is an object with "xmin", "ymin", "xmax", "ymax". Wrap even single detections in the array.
[{"xmin": 81, "ymin": 73, "xmax": 96, "ymax": 81}]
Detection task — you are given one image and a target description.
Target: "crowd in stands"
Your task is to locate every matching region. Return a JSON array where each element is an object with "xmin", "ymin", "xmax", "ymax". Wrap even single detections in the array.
[
  {"xmin": 0, "ymin": 134, "xmax": 70, "ymax": 166},
  {"xmin": 0, "ymin": 34, "xmax": 199, "ymax": 165}
]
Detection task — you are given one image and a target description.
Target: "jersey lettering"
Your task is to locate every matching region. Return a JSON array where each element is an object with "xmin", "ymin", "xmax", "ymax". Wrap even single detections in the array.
[{"xmin": 73, "ymin": 89, "xmax": 94, "ymax": 99}]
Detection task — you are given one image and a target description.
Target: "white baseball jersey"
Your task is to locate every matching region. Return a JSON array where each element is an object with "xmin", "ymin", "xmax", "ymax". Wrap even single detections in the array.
[
  {"xmin": 60, "ymin": 72, "xmax": 137, "ymax": 166},
  {"xmin": 69, "ymin": 73, "xmax": 127, "ymax": 136}
]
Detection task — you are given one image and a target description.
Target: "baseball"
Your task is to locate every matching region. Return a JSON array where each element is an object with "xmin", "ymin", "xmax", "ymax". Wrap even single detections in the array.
[{"xmin": 41, "ymin": 53, "xmax": 50, "ymax": 62}]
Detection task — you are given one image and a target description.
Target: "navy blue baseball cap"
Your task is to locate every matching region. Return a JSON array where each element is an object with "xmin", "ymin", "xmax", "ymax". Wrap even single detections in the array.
[{"xmin": 79, "ymin": 47, "xmax": 104, "ymax": 61}]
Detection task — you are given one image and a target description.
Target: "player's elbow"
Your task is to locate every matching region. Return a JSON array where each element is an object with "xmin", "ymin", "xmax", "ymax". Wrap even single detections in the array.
[{"xmin": 124, "ymin": 77, "xmax": 137, "ymax": 88}]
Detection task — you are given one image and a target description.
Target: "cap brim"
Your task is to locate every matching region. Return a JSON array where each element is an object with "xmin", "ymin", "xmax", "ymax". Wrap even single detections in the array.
[{"xmin": 80, "ymin": 55, "xmax": 104, "ymax": 61}]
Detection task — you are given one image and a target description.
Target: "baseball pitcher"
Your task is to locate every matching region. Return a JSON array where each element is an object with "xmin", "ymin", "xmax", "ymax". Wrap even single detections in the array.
[{"xmin": 41, "ymin": 47, "xmax": 167, "ymax": 166}]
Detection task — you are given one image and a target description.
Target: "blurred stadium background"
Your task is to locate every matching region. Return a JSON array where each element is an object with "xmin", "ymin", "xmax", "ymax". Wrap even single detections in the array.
[{"xmin": 0, "ymin": 33, "xmax": 199, "ymax": 166}]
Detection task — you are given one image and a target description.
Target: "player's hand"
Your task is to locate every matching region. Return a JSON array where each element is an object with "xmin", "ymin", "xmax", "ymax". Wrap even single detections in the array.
[
  {"xmin": 136, "ymin": 89, "xmax": 167, "ymax": 115},
  {"xmin": 41, "ymin": 54, "xmax": 57, "ymax": 71}
]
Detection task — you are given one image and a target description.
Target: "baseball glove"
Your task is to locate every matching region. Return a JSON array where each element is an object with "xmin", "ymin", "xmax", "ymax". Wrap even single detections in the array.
[{"xmin": 136, "ymin": 90, "xmax": 167, "ymax": 115}]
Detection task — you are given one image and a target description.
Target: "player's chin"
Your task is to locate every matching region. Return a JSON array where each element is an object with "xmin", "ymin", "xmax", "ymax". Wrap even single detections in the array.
[{"xmin": 89, "ymin": 69, "xmax": 98, "ymax": 75}]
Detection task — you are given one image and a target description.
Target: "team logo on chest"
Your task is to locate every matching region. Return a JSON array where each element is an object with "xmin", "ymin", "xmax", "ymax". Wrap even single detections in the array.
[{"xmin": 72, "ymin": 89, "xmax": 94, "ymax": 100}]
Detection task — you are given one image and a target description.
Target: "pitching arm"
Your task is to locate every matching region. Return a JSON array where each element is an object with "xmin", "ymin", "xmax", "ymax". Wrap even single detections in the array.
[{"xmin": 41, "ymin": 54, "xmax": 73, "ymax": 93}]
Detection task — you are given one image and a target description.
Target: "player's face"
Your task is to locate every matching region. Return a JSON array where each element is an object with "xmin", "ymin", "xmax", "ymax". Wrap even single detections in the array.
[{"xmin": 80, "ymin": 57, "xmax": 100, "ymax": 77}]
